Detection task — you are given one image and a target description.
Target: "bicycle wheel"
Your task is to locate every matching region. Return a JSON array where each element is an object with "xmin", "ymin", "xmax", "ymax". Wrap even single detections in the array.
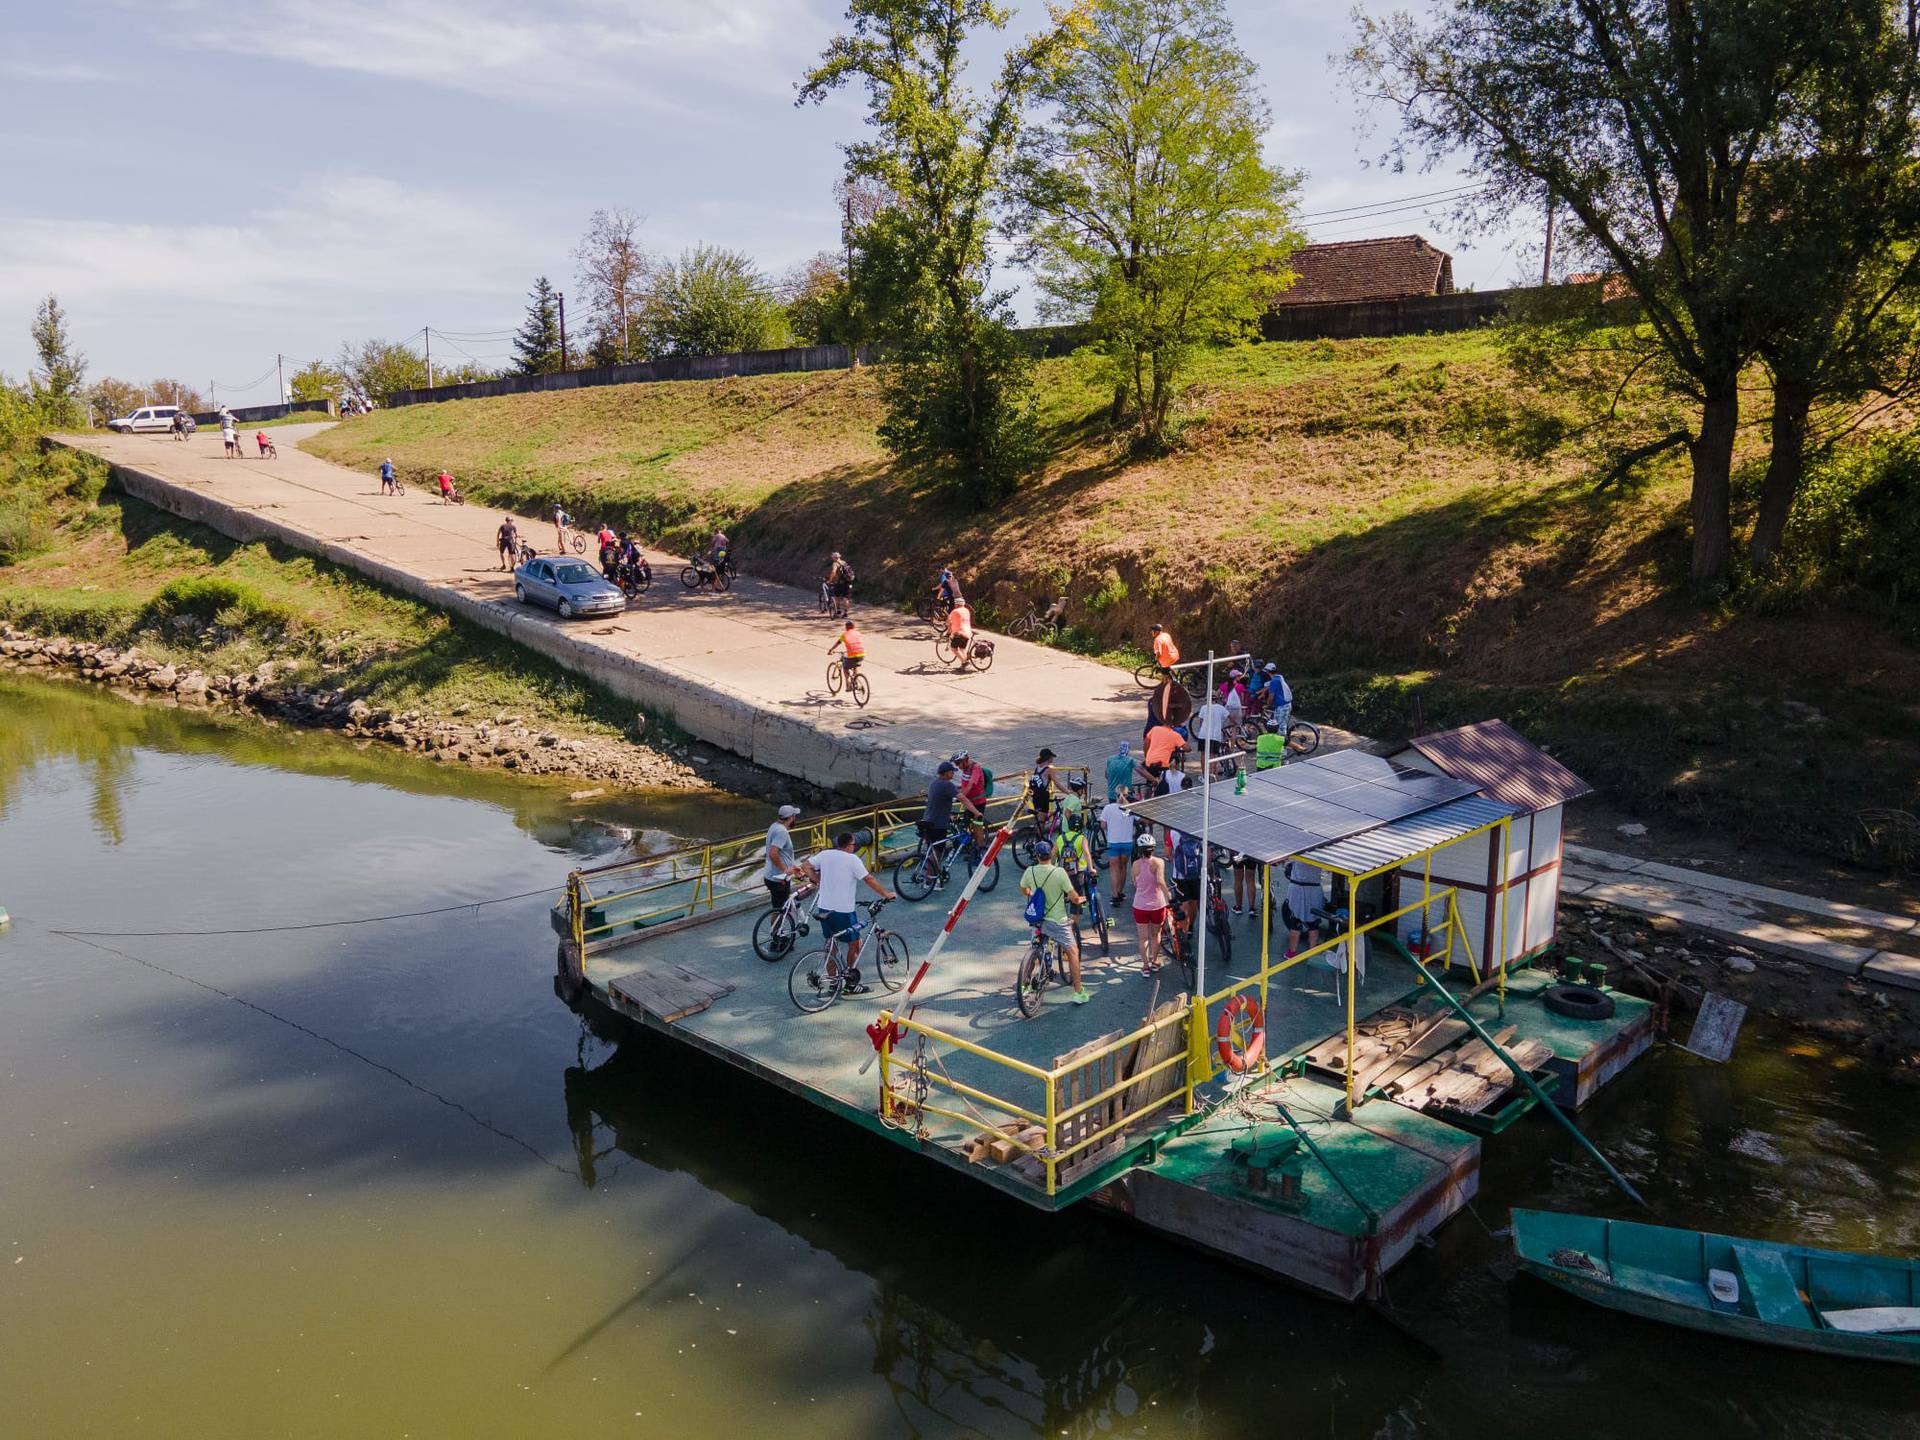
[
  {"xmin": 851, "ymin": 671, "xmax": 871, "ymax": 707},
  {"xmin": 1015, "ymin": 943, "xmax": 1050, "ymax": 1018},
  {"xmin": 569, "ymin": 533, "xmax": 585, "ymax": 553},
  {"xmin": 680, "ymin": 566, "xmax": 703, "ymax": 590},
  {"xmin": 894, "ymin": 848, "xmax": 939, "ymax": 902},
  {"xmin": 971, "ymin": 642, "xmax": 994, "ymax": 673},
  {"xmin": 1133, "ymin": 661, "xmax": 1163, "ymax": 689},
  {"xmin": 873, "ymin": 931, "xmax": 910, "ymax": 992},
  {"xmin": 717, "ymin": 569, "xmax": 732, "ymax": 592},
  {"xmin": 825, "ymin": 659, "xmax": 843, "ymax": 695},
  {"xmin": 753, "ymin": 905, "xmax": 799, "ymax": 963},
  {"xmin": 1208, "ymin": 907, "xmax": 1233, "ymax": 969},
  {"xmin": 789, "ymin": 945, "xmax": 844, "ymax": 1013},
  {"xmin": 1089, "ymin": 895, "xmax": 1112, "ymax": 956},
  {"xmin": 932, "ymin": 635, "xmax": 955, "ymax": 666},
  {"xmin": 1286, "ymin": 720, "xmax": 1321, "ymax": 756},
  {"xmin": 914, "ymin": 596, "xmax": 938, "ymax": 624},
  {"xmin": 973, "ymin": 850, "xmax": 1001, "ymax": 892},
  {"xmin": 1011, "ymin": 829, "xmax": 1039, "ymax": 869}
]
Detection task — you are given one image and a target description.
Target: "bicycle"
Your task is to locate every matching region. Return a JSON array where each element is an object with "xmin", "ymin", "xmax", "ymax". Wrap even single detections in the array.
[
  {"xmin": 1014, "ymin": 923, "xmax": 1074, "ymax": 1019},
  {"xmin": 1169, "ymin": 856, "xmax": 1234, "ymax": 990},
  {"xmin": 788, "ymin": 899, "xmax": 909, "ymax": 1013},
  {"xmin": 933, "ymin": 633, "xmax": 995, "ymax": 672},
  {"xmin": 753, "ymin": 882, "xmax": 818, "ymax": 962},
  {"xmin": 1068, "ymin": 870, "xmax": 1111, "ymax": 958},
  {"xmin": 893, "ymin": 827, "xmax": 1001, "ymax": 901},
  {"xmin": 826, "ymin": 655, "xmax": 871, "ymax": 708},
  {"xmin": 1240, "ymin": 714, "xmax": 1321, "ymax": 759},
  {"xmin": 1008, "ymin": 597, "xmax": 1066, "ymax": 643},
  {"xmin": 914, "ymin": 592, "xmax": 955, "ymax": 627},
  {"xmin": 1133, "ymin": 660, "xmax": 1202, "ymax": 695},
  {"xmin": 680, "ymin": 558, "xmax": 732, "ymax": 593}
]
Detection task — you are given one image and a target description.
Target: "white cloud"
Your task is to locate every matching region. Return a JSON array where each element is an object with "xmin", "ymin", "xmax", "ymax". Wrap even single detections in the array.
[
  {"xmin": 0, "ymin": 60, "xmax": 108, "ymax": 82},
  {"xmin": 169, "ymin": 0, "xmax": 819, "ymax": 107}
]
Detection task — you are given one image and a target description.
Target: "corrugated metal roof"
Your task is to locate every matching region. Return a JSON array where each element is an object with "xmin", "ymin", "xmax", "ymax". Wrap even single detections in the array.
[
  {"xmin": 1298, "ymin": 794, "xmax": 1521, "ymax": 875},
  {"xmin": 1401, "ymin": 719, "xmax": 1593, "ymax": 812}
]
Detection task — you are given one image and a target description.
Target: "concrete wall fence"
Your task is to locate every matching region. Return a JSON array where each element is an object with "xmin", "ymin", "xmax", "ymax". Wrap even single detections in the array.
[
  {"xmin": 188, "ymin": 399, "xmax": 335, "ymax": 426},
  {"xmin": 384, "ymin": 288, "xmax": 1539, "ymax": 410}
]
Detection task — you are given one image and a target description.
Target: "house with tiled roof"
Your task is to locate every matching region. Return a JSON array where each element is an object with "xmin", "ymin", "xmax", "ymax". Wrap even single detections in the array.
[{"xmin": 1274, "ymin": 234, "xmax": 1455, "ymax": 306}]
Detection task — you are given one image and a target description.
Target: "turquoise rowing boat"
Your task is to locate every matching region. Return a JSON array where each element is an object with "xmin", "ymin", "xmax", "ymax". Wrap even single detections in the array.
[{"xmin": 1511, "ymin": 1209, "xmax": 1920, "ymax": 1365}]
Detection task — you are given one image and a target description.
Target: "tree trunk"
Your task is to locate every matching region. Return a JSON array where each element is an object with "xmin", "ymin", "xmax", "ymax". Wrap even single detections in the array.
[
  {"xmin": 1688, "ymin": 387, "xmax": 1738, "ymax": 588},
  {"xmin": 1749, "ymin": 376, "xmax": 1811, "ymax": 573}
]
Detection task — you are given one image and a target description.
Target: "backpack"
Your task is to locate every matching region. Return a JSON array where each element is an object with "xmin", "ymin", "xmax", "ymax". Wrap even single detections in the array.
[
  {"xmin": 1023, "ymin": 879, "xmax": 1049, "ymax": 925},
  {"xmin": 979, "ymin": 765, "xmax": 994, "ymax": 797}
]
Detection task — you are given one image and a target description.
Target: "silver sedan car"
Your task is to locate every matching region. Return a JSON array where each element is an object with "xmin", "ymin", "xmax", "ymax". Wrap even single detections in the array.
[{"xmin": 512, "ymin": 555, "xmax": 627, "ymax": 619}]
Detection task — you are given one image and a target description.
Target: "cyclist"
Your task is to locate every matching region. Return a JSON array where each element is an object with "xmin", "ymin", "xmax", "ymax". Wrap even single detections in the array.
[
  {"xmin": 827, "ymin": 618, "xmax": 865, "ymax": 684},
  {"xmin": 1027, "ymin": 747, "xmax": 1060, "ymax": 827},
  {"xmin": 1019, "ymin": 838, "xmax": 1088, "ymax": 1006},
  {"xmin": 799, "ymin": 831, "xmax": 895, "ymax": 995},
  {"xmin": 1142, "ymin": 722, "xmax": 1186, "ymax": 785},
  {"xmin": 496, "ymin": 515, "xmax": 520, "ymax": 571},
  {"xmin": 619, "ymin": 531, "xmax": 642, "ymax": 571},
  {"xmin": 1128, "ymin": 833, "xmax": 1170, "ymax": 977},
  {"xmin": 824, "ymin": 552, "xmax": 855, "ymax": 614},
  {"xmin": 1262, "ymin": 662, "xmax": 1293, "ymax": 736},
  {"xmin": 1150, "ymin": 622, "xmax": 1179, "ymax": 675},
  {"xmin": 934, "ymin": 566, "xmax": 963, "ymax": 610},
  {"xmin": 945, "ymin": 598, "xmax": 975, "ymax": 668},
  {"xmin": 708, "ymin": 528, "xmax": 734, "ymax": 580},
  {"xmin": 1059, "ymin": 810, "xmax": 1103, "ymax": 953},
  {"xmin": 255, "ymin": 429, "xmax": 273, "ymax": 457},
  {"xmin": 762, "ymin": 803, "xmax": 802, "ymax": 911},
  {"xmin": 552, "ymin": 504, "xmax": 574, "ymax": 551},
  {"xmin": 1168, "ymin": 828, "xmax": 1203, "ymax": 943},
  {"xmin": 1059, "ymin": 773, "xmax": 1090, "ymax": 832},
  {"xmin": 598, "ymin": 525, "xmax": 620, "ymax": 575},
  {"xmin": 437, "ymin": 468, "xmax": 457, "ymax": 504},
  {"xmin": 379, "ymin": 457, "xmax": 396, "ymax": 494},
  {"xmin": 917, "ymin": 759, "xmax": 961, "ymax": 849},
  {"xmin": 952, "ymin": 751, "xmax": 988, "ymax": 845}
]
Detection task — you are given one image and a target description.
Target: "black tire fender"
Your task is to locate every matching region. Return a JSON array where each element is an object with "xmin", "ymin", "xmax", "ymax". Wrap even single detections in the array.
[{"xmin": 1541, "ymin": 983, "xmax": 1616, "ymax": 1020}]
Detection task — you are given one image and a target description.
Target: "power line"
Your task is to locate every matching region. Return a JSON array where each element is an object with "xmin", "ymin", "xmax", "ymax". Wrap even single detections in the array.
[
  {"xmin": 1294, "ymin": 182, "xmax": 1486, "ymax": 220},
  {"xmin": 46, "ymin": 883, "xmax": 561, "ymax": 938}
]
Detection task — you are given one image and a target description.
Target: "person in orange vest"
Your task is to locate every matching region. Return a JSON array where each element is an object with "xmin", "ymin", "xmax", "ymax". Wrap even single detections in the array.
[
  {"xmin": 828, "ymin": 617, "xmax": 866, "ymax": 677},
  {"xmin": 1150, "ymin": 622, "xmax": 1179, "ymax": 673},
  {"xmin": 1143, "ymin": 721, "xmax": 1187, "ymax": 783}
]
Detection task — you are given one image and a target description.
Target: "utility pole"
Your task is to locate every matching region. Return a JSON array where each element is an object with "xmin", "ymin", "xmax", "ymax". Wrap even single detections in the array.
[
  {"xmin": 1541, "ymin": 198, "xmax": 1556, "ymax": 287},
  {"xmin": 557, "ymin": 291, "xmax": 569, "ymax": 372},
  {"xmin": 276, "ymin": 353, "xmax": 285, "ymax": 407},
  {"xmin": 843, "ymin": 190, "xmax": 858, "ymax": 369},
  {"xmin": 424, "ymin": 327, "xmax": 433, "ymax": 390}
]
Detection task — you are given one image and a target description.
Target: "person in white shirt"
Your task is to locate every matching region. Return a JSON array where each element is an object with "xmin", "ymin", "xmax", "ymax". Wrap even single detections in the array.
[
  {"xmin": 1099, "ymin": 793, "xmax": 1136, "ymax": 906},
  {"xmin": 1191, "ymin": 697, "xmax": 1228, "ymax": 747},
  {"xmin": 799, "ymin": 831, "xmax": 895, "ymax": 992}
]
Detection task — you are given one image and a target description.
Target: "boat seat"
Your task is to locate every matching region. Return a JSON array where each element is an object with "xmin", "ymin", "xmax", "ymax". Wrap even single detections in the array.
[
  {"xmin": 1730, "ymin": 1244, "xmax": 1814, "ymax": 1329},
  {"xmin": 1603, "ymin": 1262, "xmax": 1706, "ymax": 1311}
]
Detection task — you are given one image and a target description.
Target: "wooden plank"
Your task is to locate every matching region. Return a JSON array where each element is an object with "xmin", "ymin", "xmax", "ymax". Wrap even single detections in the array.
[
  {"xmin": 1053, "ymin": 1028, "xmax": 1127, "ymax": 1183},
  {"xmin": 1119, "ymin": 993, "xmax": 1189, "ymax": 1121},
  {"xmin": 609, "ymin": 963, "xmax": 736, "ymax": 1023}
]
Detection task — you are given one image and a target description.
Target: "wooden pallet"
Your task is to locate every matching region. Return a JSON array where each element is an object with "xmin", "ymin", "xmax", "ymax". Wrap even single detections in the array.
[{"xmin": 609, "ymin": 964, "xmax": 736, "ymax": 1023}]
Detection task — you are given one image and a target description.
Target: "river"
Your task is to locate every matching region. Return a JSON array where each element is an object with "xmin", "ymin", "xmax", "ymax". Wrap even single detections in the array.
[{"xmin": 2, "ymin": 674, "xmax": 1915, "ymax": 1438}]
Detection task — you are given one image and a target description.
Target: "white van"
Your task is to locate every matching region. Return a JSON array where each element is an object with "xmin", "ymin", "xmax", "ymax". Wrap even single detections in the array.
[{"xmin": 108, "ymin": 405, "xmax": 183, "ymax": 434}]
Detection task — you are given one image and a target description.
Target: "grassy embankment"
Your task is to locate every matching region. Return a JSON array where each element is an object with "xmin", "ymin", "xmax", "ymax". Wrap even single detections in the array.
[
  {"xmin": 305, "ymin": 332, "xmax": 1920, "ymax": 868},
  {"xmin": 0, "ymin": 399, "xmax": 692, "ymax": 764}
]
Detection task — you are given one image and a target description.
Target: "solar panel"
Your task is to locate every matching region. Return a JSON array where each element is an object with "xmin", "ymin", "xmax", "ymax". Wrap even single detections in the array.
[{"xmin": 1333, "ymin": 786, "xmax": 1444, "ymax": 823}]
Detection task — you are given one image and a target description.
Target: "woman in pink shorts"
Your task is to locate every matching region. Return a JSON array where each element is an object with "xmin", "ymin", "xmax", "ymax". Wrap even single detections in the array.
[{"xmin": 1129, "ymin": 833, "xmax": 1170, "ymax": 975}]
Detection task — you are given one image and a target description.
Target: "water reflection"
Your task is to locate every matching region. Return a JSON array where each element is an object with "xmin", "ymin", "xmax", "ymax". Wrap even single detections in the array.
[{"xmin": 560, "ymin": 1027, "xmax": 1424, "ymax": 1439}]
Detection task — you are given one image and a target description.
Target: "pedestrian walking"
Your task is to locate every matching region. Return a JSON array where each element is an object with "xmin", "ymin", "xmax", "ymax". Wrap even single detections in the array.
[
  {"xmin": 1104, "ymin": 740, "xmax": 1136, "ymax": 801},
  {"xmin": 496, "ymin": 515, "xmax": 520, "ymax": 571}
]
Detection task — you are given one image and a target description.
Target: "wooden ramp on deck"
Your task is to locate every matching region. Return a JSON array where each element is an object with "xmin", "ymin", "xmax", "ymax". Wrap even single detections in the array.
[{"xmin": 610, "ymin": 965, "xmax": 736, "ymax": 1023}]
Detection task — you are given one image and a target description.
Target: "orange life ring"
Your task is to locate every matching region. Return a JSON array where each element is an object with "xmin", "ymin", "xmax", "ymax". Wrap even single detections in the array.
[{"xmin": 1215, "ymin": 994, "xmax": 1266, "ymax": 1073}]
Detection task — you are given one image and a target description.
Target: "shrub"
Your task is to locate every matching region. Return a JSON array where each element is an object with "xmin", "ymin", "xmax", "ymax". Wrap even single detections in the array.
[
  {"xmin": 149, "ymin": 575, "xmax": 293, "ymax": 629},
  {"xmin": 1753, "ymin": 435, "xmax": 1920, "ymax": 610},
  {"xmin": 0, "ymin": 504, "xmax": 50, "ymax": 565}
]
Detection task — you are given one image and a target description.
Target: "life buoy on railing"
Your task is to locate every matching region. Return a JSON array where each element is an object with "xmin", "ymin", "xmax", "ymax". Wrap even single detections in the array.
[{"xmin": 1215, "ymin": 994, "xmax": 1266, "ymax": 1073}]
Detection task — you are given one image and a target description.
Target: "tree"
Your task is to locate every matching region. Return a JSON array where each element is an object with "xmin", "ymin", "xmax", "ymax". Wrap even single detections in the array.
[
  {"xmin": 800, "ymin": 0, "xmax": 1093, "ymax": 504},
  {"xmin": 336, "ymin": 338, "xmax": 429, "ymax": 404},
  {"xmin": 572, "ymin": 208, "xmax": 651, "ymax": 365},
  {"xmin": 88, "ymin": 377, "xmax": 144, "ymax": 424},
  {"xmin": 642, "ymin": 246, "xmax": 792, "ymax": 356},
  {"xmin": 512, "ymin": 277, "xmax": 564, "ymax": 376},
  {"xmin": 782, "ymin": 251, "xmax": 859, "ymax": 345},
  {"xmin": 29, "ymin": 294, "xmax": 86, "ymax": 422},
  {"xmin": 1350, "ymin": 0, "xmax": 1882, "ymax": 588},
  {"xmin": 1016, "ymin": 0, "xmax": 1302, "ymax": 447},
  {"xmin": 1739, "ymin": 15, "xmax": 1920, "ymax": 571},
  {"xmin": 148, "ymin": 378, "xmax": 205, "ymax": 413},
  {"xmin": 288, "ymin": 359, "xmax": 346, "ymax": 405}
]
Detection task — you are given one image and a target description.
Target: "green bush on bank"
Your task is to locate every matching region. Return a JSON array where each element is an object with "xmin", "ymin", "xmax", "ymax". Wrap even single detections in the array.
[{"xmin": 1742, "ymin": 434, "xmax": 1920, "ymax": 614}]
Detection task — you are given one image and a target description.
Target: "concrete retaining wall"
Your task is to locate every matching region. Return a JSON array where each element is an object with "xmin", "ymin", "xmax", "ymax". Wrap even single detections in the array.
[
  {"xmin": 389, "ymin": 345, "xmax": 871, "ymax": 407},
  {"xmin": 89, "ymin": 453, "xmax": 923, "ymax": 797},
  {"xmin": 189, "ymin": 399, "xmax": 335, "ymax": 426},
  {"xmin": 1260, "ymin": 287, "xmax": 1526, "ymax": 342}
]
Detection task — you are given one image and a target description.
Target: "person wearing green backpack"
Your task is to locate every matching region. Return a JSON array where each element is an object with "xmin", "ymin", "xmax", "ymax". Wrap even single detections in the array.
[{"xmin": 1020, "ymin": 839, "xmax": 1089, "ymax": 1005}]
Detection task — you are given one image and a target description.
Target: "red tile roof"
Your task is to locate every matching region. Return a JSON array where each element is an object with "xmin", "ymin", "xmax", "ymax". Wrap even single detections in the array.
[
  {"xmin": 1274, "ymin": 234, "xmax": 1455, "ymax": 306},
  {"xmin": 1400, "ymin": 719, "xmax": 1592, "ymax": 813}
]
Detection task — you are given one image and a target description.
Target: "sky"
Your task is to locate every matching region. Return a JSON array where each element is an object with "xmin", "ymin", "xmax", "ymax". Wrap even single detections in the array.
[{"xmin": 0, "ymin": 0, "xmax": 1541, "ymax": 400}]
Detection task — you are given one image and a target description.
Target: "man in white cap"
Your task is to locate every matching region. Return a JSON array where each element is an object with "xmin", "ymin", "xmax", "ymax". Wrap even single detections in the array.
[{"xmin": 763, "ymin": 803, "xmax": 802, "ymax": 910}]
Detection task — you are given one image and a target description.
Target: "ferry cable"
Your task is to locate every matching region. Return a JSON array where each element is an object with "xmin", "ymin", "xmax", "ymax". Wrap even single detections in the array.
[
  {"xmin": 45, "ymin": 884, "xmax": 562, "ymax": 938},
  {"xmin": 32, "ymin": 919, "xmax": 579, "ymax": 1180}
]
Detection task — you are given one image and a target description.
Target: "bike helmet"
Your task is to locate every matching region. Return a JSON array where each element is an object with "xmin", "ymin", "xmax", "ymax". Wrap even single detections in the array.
[{"xmin": 1132, "ymin": 834, "xmax": 1155, "ymax": 855}]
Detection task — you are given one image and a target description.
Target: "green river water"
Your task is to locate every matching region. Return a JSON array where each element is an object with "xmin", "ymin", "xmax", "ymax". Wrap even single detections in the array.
[{"xmin": 2, "ymin": 674, "xmax": 1916, "ymax": 1438}]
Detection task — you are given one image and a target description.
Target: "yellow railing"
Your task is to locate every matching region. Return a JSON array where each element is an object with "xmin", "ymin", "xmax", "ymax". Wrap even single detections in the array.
[
  {"xmin": 877, "ymin": 997, "xmax": 1192, "ymax": 1197},
  {"xmin": 872, "ymin": 879, "xmax": 1486, "ymax": 1191},
  {"xmin": 564, "ymin": 768, "xmax": 1087, "ymax": 967}
]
